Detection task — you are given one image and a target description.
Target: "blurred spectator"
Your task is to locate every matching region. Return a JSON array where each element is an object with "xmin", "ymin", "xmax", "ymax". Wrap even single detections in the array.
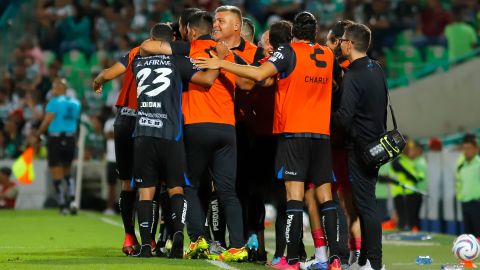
[
  {"xmin": 394, "ymin": 0, "xmax": 419, "ymax": 31},
  {"xmin": 0, "ymin": 167, "xmax": 18, "ymax": 209},
  {"xmin": 103, "ymin": 115, "xmax": 116, "ymax": 215},
  {"xmin": 265, "ymin": 0, "xmax": 303, "ymax": 22},
  {"xmin": 4, "ymin": 117, "xmax": 24, "ymax": 159},
  {"xmin": 0, "ymin": 131, "xmax": 8, "ymax": 159},
  {"xmin": 38, "ymin": 62, "xmax": 61, "ymax": 103},
  {"xmin": 84, "ymin": 115, "xmax": 105, "ymax": 160},
  {"xmin": 413, "ymin": 0, "xmax": 452, "ymax": 58},
  {"xmin": 363, "ymin": 0, "xmax": 396, "ymax": 58},
  {"xmin": 148, "ymin": 0, "xmax": 174, "ymax": 28},
  {"xmin": 456, "ymin": 134, "xmax": 480, "ymax": 239},
  {"xmin": 57, "ymin": 2, "xmax": 95, "ymax": 56},
  {"xmin": 305, "ymin": 0, "xmax": 344, "ymax": 28},
  {"xmin": 0, "ymin": 87, "xmax": 13, "ymax": 124},
  {"xmin": 19, "ymin": 92, "xmax": 44, "ymax": 137},
  {"xmin": 445, "ymin": 5, "xmax": 477, "ymax": 61}
]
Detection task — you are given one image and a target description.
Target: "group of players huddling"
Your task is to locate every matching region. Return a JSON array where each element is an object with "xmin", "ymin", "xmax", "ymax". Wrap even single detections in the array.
[{"xmin": 92, "ymin": 5, "xmax": 378, "ymax": 270}]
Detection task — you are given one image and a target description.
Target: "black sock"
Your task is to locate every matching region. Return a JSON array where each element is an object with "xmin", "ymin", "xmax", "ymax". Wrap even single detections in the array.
[
  {"xmin": 119, "ymin": 190, "xmax": 136, "ymax": 235},
  {"xmin": 151, "ymin": 200, "xmax": 159, "ymax": 242},
  {"xmin": 53, "ymin": 180, "xmax": 66, "ymax": 207},
  {"xmin": 157, "ymin": 219, "xmax": 167, "ymax": 246},
  {"xmin": 274, "ymin": 207, "xmax": 287, "ymax": 258},
  {"xmin": 170, "ymin": 194, "xmax": 187, "ymax": 234},
  {"xmin": 210, "ymin": 196, "xmax": 227, "ymax": 247},
  {"xmin": 285, "ymin": 200, "xmax": 303, "ymax": 265},
  {"xmin": 320, "ymin": 200, "xmax": 340, "ymax": 257},
  {"xmin": 137, "ymin": 200, "xmax": 153, "ymax": 246},
  {"xmin": 64, "ymin": 174, "xmax": 75, "ymax": 202}
]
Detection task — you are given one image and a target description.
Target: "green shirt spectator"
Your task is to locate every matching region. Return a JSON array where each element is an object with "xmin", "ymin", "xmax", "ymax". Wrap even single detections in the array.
[
  {"xmin": 456, "ymin": 154, "xmax": 480, "ymax": 202},
  {"xmin": 445, "ymin": 11, "xmax": 477, "ymax": 61}
]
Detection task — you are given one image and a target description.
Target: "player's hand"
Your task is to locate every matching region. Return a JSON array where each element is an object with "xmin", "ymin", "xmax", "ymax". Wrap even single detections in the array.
[
  {"xmin": 195, "ymin": 53, "xmax": 222, "ymax": 70},
  {"xmin": 215, "ymin": 41, "xmax": 229, "ymax": 59},
  {"xmin": 92, "ymin": 79, "xmax": 102, "ymax": 94}
]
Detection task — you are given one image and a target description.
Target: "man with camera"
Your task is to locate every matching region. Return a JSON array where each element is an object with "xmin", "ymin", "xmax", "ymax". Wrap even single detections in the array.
[{"xmin": 333, "ymin": 23, "xmax": 388, "ymax": 270}]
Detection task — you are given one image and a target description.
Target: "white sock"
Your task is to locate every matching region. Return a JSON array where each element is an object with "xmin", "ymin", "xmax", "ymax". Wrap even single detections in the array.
[
  {"xmin": 315, "ymin": 246, "xmax": 328, "ymax": 262},
  {"xmin": 349, "ymin": 250, "xmax": 361, "ymax": 265}
]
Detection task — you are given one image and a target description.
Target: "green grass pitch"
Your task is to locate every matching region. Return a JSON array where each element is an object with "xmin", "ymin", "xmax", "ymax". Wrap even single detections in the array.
[{"xmin": 0, "ymin": 210, "xmax": 465, "ymax": 269}]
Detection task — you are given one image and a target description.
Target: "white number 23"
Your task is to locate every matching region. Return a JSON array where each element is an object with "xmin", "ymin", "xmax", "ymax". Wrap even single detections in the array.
[{"xmin": 136, "ymin": 68, "xmax": 172, "ymax": 97}]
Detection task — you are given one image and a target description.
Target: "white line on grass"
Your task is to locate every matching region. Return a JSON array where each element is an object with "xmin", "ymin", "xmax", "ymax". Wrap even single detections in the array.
[
  {"xmin": 382, "ymin": 240, "xmax": 440, "ymax": 246},
  {"xmin": 206, "ymin": 260, "xmax": 239, "ymax": 269},
  {"xmin": 95, "ymin": 214, "xmax": 238, "ymax": 270}
]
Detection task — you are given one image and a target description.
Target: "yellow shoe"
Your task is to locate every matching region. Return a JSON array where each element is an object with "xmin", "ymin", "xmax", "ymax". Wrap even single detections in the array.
[
  {"xmin": 219, "ymin": 247, "xmax": 248, "ymax": 262},
  {"xmin": 184, "ymin": 236, "xmax": 209, "ymax": 259},
  {"xmin": 203, "ymin": 240, "xmax": 226, "ymax": 260}
]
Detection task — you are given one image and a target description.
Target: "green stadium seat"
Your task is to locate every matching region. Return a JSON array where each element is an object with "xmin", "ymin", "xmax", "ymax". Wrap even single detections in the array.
[
  {"xmin": 426, "ymin": 45, "xmax": 448, "ymax": 70},
  {"xmin": 62, "ymin": 50, "xmax": 90, "ymax": 98},
  {"xmin": 395, "ymin": 30, "xmax": 415, "ymax": 47},
  {"xmin": 43, "ymin": 50, "xmax": 57, "ymax": 66}
]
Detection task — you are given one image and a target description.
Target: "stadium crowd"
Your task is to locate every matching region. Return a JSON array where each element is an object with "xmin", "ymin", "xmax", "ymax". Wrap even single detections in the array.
[{"xmin": 1, "ymin": 1, "xmax": 480, "ymax": 270}]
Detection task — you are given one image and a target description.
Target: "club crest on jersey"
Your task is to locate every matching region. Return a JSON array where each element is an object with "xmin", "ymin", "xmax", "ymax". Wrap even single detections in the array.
[{"xmin": 139, "ymin": 117, "xmax": 163, "ymax": 128}]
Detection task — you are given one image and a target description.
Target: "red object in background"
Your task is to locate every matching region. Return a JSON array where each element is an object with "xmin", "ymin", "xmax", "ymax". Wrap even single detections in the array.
[{"xmin": 429, "ymin": 137, "xmax": 442, "ymax": 151}]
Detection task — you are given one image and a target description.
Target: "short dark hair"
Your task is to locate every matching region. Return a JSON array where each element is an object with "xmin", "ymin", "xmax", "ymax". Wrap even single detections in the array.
[
  {"xmin": 242, "ymin": 17, "xmax": 255, "ymax": 38},
  {"xmin": 150, "ymin": 23, "xmax": 173, "ymax": 42},
  {"xmin": 329, "ymin": 20, "xmax": 354, "ymax": 42},
  {"xmin": 179, "ymin": 8, "xmax": 201, "ymax": 28},
  {"xmin": 269, "ymin": 20, "xmax": 293, "ymax": 50},
  {"xmin": 292, "ymin": 11, "xmax": 317, "ymax": 42},
  {"xmin": 463, "ymin": 133, "xmax": 478, "ymax": 146},
  {"xmin": 344, "ymin": 23, "xmax": 371, "ymax": 53},
  {"xmin": 188, "ymin": 11, "xmax": 213, "ymax": 35},
  {"xmin": 0, "ymin": 167, "xmax": 11, "ymax": 177},
  {"xmin": 215, "ymin": 5, "xmax": 242, "ymax": 22},
  {"xmin": 168, "ymin": 21, "xmax": 181, "ymax": 41}
]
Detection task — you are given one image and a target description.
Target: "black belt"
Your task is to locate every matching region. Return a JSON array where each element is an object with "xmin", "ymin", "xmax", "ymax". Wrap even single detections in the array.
[{"xmin": 49, "ymin": 132, "xmax": 75, "ymax": 137}]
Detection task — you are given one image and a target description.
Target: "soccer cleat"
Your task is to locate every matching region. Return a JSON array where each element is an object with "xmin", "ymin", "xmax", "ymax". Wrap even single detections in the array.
[
  {"xmin": 246, "ymin": 234, "xmax": 259, "ymax": 261},
  {"xmin": 59, "ymin": 206, "xmax": 69, "ymax": 216},
  {"xmin": 168, "ymin": 232, "xmax": 184, "ymax": 259},
  {"xmin": 268, "ymin": 256, "xmax": 300, "ymax": 270},
  {"xmin": 203, "ymin": 240, "xmax": 226, "ymax": 260},
  {"xmin": 133, "ymin": 244, "xmax": 152, "ymax": 258},
  {"xmin": 150, "ymin": 239, "xmax": 157, "ymax": 253},
  {"xmin": 300, "ymin": 258, "xmax": 328, "ymax": 270},
  {"xmin": 219, "ymin": 247, "xmax": 248, "ymax": 262},
  {"xmin": 122, "ymin": 233, "xmax": 139, "ymax": 256},
  {"xmin": 348, "ymin": 259, "xmax": 371, "ymax": 270},
  {"xmin": 328, "ymin": 257, "xmax": 341, "ymax": 270},
  {"xmin": 184, "ymin": 236, "xmax": 209, "ymax": 259}
]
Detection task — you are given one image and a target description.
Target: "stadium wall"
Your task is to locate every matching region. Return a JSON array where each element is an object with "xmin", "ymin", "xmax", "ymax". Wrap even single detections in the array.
[{"xmin": 390, "ymin": 57, "xmax": 480, "ymax": 138}]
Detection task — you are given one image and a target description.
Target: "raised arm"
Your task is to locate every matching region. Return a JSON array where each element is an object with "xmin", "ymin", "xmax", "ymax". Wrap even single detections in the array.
[
  {"xmin": 140, "ymin": 40, "xmax": 173, "ymax": 55},
  {"xmin": 92, "ymin": 62, "xmax": 126, "ymax": 93}
]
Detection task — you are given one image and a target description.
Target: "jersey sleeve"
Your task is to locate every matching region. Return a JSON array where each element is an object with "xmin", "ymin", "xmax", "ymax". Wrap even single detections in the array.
[
  {"xmin": 171, "ymin": 41, "xmax": 191, "ymax": 56},
  {"xmin": 45, "ymin": 99, "xmax": 56, "ymax": 114},
  {"xmin": 118, "ymin": 52, "xmax": 129, "ymax": 68},
  {"xmin": 176, "ymin": 56, "xmax": 202, "ymax": 82},
  {"xmin": 252, "ymin": 47, "xmax": 265, "ymax": 67},
  {"xmin": 268, "ymin": 44, "xmax": 294, "ymax": 74}
]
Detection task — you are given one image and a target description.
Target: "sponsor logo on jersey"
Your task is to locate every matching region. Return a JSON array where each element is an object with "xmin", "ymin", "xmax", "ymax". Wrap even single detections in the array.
[
  {"xmin": 139, "ymin": 117, "xmax": 163, "ymax": 128},
  {"xmin": 284, "ymin": 170, "xmax": 298, "ymax": 176}
]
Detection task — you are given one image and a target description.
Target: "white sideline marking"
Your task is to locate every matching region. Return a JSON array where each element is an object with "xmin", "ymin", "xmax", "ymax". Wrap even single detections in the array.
[
  {"xmin": 97, "ymin": 215, "xmax": 238, "ymax": 269},
  {"xmin": 383, "ymin": 240, "xmax": 440, "ymax": 246},
  {"xmin": 206, "ymin": 260, "xmax": 239, "ymax": 269}
]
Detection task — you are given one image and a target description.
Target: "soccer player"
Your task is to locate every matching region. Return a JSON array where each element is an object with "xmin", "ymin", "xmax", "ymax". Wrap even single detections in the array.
[
  {"xmin": 35, "ymin": 77, "xmax": 81, "ymax": 215},
  {"xmin": 141, "ymin": 10, "xmax": 249, "ymax": 262},
  {"xmin": 196, "ymin": 11, "xmax": 343, "ymax": 270},
  {"xmin": 93, "ymin": 40, "xmax": 142, "ymax": 256},
  {"xmin": 133, "ymin": 22, "xmax": 226, "ymax": 258}
]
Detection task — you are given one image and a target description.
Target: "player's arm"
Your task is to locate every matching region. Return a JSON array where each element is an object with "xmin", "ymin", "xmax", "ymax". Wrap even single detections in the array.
[
  {"xmin": 195, "ymin": 53, "xmax": 278, "ymax": 82},
  {"xmin": 93, "ymin": 62, "xmax": 126, "ymax": 93},
  {"xmin": 35, "ymin": 112, "xmax": 55, "ymax": 137},
  {"xmin": 140, "ymin": 40, "xmax": 173, "ymax": 55}
]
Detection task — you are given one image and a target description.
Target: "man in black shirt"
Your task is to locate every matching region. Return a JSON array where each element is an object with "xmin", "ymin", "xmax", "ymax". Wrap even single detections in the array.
[
  {"xmin": 333, "ymin": 23, "xmax": 387, "ymax": 270},
  {"xmin": 133, "ymin": 23, "xmax": 224, "ymax": 258}
]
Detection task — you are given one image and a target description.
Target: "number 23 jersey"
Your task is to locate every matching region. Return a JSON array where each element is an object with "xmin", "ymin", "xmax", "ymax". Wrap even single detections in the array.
[{"xmin": 132, "ymin": 54, "xmax": 200, "ymax": 141}]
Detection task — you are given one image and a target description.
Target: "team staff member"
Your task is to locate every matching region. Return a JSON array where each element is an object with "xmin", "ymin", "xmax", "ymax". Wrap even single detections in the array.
[
  {"xmin": 93, "ymin": 44, "xmax": 141, "ymax": 255},
  {"xmin": 333, "ymin": 23, "xmax": 388, "ymax": 270},
  {"xmin": 132, "ymin": 23, "xmax": 225, "ymax": 258},
  {"xmin": 196, "ymin": 11, "xmax": 343, "ymax": 269},
  {"xmin": 456, "ymin": 134, "xmax": 480, "ymax": 240},
  {"xmin": 35, "ymin": 77, "xmax": 81, "ymax": 215},
  {"xmin": 141, "ymin": 10, "xmax": 250, "ymax": 262}
]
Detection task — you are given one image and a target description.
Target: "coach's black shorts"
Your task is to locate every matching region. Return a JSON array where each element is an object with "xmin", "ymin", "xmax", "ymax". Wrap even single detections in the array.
[
  {"xmin": 133, "ymin": 136, "xmax": 186, "ymax": 189},
  {"xmin": 47, "ymin": 134, "xmax": 75, "ymax": 167},
  {"xmin": 275, "ymin": 136, "xmax": 333, "ymax": 186},
  {"xmin": 113, "ymin": 109, "xmax": 136, "ymax": 180}
]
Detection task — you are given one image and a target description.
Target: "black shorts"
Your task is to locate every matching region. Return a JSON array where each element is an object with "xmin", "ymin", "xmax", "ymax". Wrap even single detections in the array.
[
  {"xmin": 47, "ymin": 135, "xmax": 75, "ymax": 167},
  {"xmin": 106, "ymin": 161, "xmax": 117, "ymax": 185},
  {"xmin": 113, "ymin": 109, "xmax": 136, "ymax": 180},
  {"xmin": 133, "ymin": 136, "xmax": 186, "ymax": 189},
  {"xmin": 275, "ymin": 136, "xmax": 333, "ymax": 186}
]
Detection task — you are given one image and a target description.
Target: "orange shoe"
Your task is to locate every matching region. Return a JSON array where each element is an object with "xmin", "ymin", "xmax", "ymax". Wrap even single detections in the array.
[
  {"xmin": 328, "ymin": 257, "xmax": 342, "ymax": 270},
  {"xmin": 122, "ymin": 233, "xmax": 139, "ymax": 256},
  {"xmin": 411, "ymin": 226, "xmax": 420, "ymax": 233},
  {"xmin": 382, "ymin": 219, "xmax": 396, "ymax": 230},
  {"xmin": 461, "ymin": 260, "xmax": 478, "ymax": 268}
]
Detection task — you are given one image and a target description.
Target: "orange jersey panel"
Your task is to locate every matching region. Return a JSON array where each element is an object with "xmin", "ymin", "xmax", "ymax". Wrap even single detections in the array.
[
  {"xmin": 115, "ymin": 46, "xmax": 140, "ymax": 109},
  {"xmin": 182, "ymin": 39, "xmax": 237, "ymax": 126},
  {"xmin": 273, "ymin": 42, "xmax": 334, "ymax": 135}
]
